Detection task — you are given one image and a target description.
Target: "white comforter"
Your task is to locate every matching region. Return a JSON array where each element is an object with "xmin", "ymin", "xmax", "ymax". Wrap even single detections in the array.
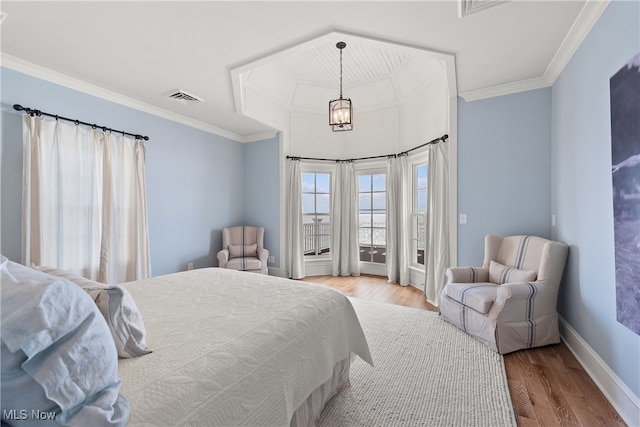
[{"xmin": 117, "ymin": 268, "xmax": 372, "ymax": 426}]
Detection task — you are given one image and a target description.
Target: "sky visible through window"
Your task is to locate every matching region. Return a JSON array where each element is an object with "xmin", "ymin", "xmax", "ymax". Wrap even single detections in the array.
[
  {"xmin": 302, "ymin": 173, "xmax": 330, "ymax": 222},
  {"xmin": 416, "ymin": 164, "xmax": 428, "ymax": 212}
]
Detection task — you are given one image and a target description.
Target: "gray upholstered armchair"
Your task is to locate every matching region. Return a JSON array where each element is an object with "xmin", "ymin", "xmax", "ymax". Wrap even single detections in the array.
[
  {"xmin": 217, "ymin": 226, "xmax": 269, "ymax": 275},
  {"xmin": 439, "ymin": 235, "xmax": 568, "ymax": 354}
]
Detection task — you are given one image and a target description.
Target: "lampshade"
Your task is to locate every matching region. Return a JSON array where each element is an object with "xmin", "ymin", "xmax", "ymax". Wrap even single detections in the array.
[
  {"xmin": 329, "ymin": 97, "xmax": 352, "ymax": 131},
  {"xmin": 329, "ymin": 41, "xmax": 353, "ymax": 132}
]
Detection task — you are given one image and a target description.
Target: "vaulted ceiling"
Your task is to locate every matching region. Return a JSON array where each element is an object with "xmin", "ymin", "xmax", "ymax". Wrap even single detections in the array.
[{"xmin": 0, "ymin": 1, "xmax": 608, "ymax": 141}]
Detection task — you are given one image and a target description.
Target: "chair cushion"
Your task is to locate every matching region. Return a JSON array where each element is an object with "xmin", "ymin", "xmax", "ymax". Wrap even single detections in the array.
[
  {"xmin": 489, "ymin": 260, "xmax": 537, "ymax": 284},
  {"xmin": 228, "ymin": 244, "xmax": 258, "ymax": 259},
  {"xmin": 226, "ymin": 257, "xmax": 262, "ymax": 271},
  {"xmin": 445, "ymin": 282, "xmax": 498, "ymax": 314}
]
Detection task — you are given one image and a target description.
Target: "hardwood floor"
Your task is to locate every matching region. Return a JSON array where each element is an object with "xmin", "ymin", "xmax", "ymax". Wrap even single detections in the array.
[{"xmin": 300, "ymin": 274, "xmax": 626, "ymax": 427}]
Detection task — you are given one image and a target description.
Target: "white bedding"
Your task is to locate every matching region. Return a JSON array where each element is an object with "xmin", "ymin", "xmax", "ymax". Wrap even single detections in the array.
[{"xmin": 117, "ymin": 268, "xmax": 372, "ymax": 426}]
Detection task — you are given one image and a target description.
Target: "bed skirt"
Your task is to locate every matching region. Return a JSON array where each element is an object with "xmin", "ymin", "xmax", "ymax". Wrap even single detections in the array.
[{"xmin": 290, "ymin": 357, "xmax": 350, "ymax": 427}]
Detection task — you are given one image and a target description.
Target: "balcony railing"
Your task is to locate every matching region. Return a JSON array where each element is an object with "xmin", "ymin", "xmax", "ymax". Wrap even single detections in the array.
[
  {"xmin": 303, "ymin": 221, "xmax": 426, "ymax": 264},
  {"xmin": 304, "ymin": 222, "xmax": 331, "ymax": 255}
]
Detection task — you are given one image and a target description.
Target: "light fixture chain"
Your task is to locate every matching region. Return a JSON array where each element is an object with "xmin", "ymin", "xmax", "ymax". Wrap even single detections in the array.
[{"xmin": 339, "ymin": 47, "xmax": 343, "ymax": 99}]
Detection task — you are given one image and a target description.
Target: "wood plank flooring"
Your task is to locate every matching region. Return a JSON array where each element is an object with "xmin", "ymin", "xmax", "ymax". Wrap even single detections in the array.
[{"xmin": 300, "ymin": 274, "xmax": 626, "ymax": 427}]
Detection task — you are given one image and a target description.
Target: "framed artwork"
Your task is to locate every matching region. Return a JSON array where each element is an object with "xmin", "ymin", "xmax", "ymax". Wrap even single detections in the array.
[{"xmin": 610, "ymin": 51, "xmax": 640, "ymax": 336}]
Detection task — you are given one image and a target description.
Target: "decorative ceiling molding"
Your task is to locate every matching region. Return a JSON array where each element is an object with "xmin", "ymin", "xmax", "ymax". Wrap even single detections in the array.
[
  {"xmin": 458, "ymin": 76, "xmax": 550, "ymax": 102},
  {"xmin": 458, "ymin": 0, "xmax": 507, "ymax": 19},
  {"xmin": 543, "ymin": 0, "xmax": 610, "ymax": 86},
  {"xmin": 240, "ymin": 130, "xmax": 279, "ymax": 143},
  {"xmin": 459, "ymin": 0, "xmax": 610, "ymax": 101},
  {"xmin": 0, "ymin": 53, "xmax": 273, "ymax": 143},
  {"xmin": 231, "ymin": 31, "xmax": 456, "ymax": 132}
]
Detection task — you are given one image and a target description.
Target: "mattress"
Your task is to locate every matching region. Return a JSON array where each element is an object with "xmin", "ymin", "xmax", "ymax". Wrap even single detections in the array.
[{"xmin": 117, "ymin": 268, "xmax": 372, "ymax": 426}]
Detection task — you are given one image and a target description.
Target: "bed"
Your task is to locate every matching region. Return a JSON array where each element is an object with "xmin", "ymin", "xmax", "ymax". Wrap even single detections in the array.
[
  {"xmin": 1, "ymin": 259, "xmax": 372, "ymax": 427},
  {"xmin": 118, "ymin": 268, "xmax": 372, "ymax": 426}
]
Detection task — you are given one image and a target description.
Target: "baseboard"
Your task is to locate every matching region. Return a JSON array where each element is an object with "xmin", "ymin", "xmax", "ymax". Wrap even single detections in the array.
[{"xmin": 559, "ymin": 315, "xmax": 640, "ymax": 426}]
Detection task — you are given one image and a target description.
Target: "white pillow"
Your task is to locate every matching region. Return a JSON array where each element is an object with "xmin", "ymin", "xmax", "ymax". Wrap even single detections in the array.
[
  {"xmin": 34, "ymin": 265, "xmax": 151, "ymax": 358},
  {"xmin": 489, "ymin": 260, "xmax": 537, "ymax": 284},
  {"xmin": 228, "ymin": 243, "xmax": 258, "ymax": 259},
  {"xmin": 1, "ymin": 256, "xmax": 129, "ymax": 426}
]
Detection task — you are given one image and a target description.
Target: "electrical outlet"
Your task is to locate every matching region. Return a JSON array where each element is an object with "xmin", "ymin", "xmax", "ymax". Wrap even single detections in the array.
[
  {"xmin": 459, "ymin": 213, "xmax": 468, "ymax": 224},
  {"xmin": 187, "ymin": 262, "xmax": 194, "ymax": 271},
  {"xmin": 268, "ymin": 256, "xmax": 275, "ymax": 264}
]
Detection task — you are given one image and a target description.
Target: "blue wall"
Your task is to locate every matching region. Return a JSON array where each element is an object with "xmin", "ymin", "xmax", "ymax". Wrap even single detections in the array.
[
  {"xmin": 243, "ymin": 137, "xmax": 281, "ymax": 268},
  {"xmin": 551, "ymin": 0, "xmax": 640, "ymax": 400},
  {"xmin": 0, "ymin": 68, "xmax": 248, "ymax": 276},
  {"xmin": 457, "ymin": 88, "xmax": 552, "ymax": 266}
]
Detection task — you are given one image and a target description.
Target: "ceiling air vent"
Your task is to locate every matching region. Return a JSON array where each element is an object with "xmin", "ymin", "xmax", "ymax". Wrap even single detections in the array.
[{"xmin": 166, "ymin": 89, "xmax": 204, "ymax": 105}]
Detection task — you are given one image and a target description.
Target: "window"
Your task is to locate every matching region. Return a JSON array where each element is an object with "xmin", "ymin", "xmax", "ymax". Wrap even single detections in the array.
[
  {"xmin": 301, "ymin": 172, "xmax": 331, "ymax": 256},
  {"xmin": 411, "ymin": 163, "xmax": 428, "ymax": 266},
  {"xmin": 358, "ymin": 172, "xmax": 386, "ymax": 264}
]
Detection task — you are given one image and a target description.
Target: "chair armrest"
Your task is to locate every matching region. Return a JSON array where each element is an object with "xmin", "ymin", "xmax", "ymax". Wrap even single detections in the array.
[
  {"xmin": 217, "ymin": 249, "xmax": 229, "ymax": 267},
  {"xmin": 257, "ymin": 248, "xmax": 269, "ymax": 263},
  {"xmin": 446, "ymin": 267, "xmax": 489, "ymax": 283},
  {"xmin": 495, "ymin": 280, "xmax": 557, "ymax": 320}
]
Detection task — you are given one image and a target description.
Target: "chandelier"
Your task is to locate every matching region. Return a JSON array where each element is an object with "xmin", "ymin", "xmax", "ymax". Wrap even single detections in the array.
[{"xmin": 329, "ymin": 41, "xmax": 353, "ymax": 132}]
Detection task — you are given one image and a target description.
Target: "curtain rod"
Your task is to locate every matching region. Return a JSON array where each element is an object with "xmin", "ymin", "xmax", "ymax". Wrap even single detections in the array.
[
  {"xmin": 13, "ymin": 104, "xmax": 149, "ymax": 141},
  {"xmin": 286, "ymin": 134, "xmax": 448, "ymax": 162}
]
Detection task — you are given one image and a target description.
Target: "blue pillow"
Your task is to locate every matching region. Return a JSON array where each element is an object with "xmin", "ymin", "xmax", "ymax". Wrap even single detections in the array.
[{"xmin": 1, "ymin": 256, "xmax": 129, "ymax": 426}]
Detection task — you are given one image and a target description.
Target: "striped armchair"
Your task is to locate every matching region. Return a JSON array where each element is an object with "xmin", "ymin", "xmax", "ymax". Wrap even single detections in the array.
[
  {"xmin": 439, "ymin": 235, "xmax": 568, "ymax": 354},
  {"xmin": 217, "ymin": 226, "xmax": 269, "ymax": 275}
]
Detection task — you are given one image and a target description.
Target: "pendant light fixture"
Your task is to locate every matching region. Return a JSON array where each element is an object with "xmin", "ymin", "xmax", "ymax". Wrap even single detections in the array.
[{"xmin": 329, "ymin": 41, "xmax": 353, "ymax": 132}]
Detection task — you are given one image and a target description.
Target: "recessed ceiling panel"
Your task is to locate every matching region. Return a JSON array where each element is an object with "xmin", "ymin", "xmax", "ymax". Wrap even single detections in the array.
[
  {"xmin": 395, "ymin": 56, "xmax": 446, "ymax": 99},
  {"xmin": 247, "ymin": 64, "xmax": 294, "ymax": 106},
  {"xmin": 347, "ymin": 78, "xmax": 398, "ymax": 110},
  {"xmin": 291, "ymin": 83, "xmax": 334, "ymax": 111},
  {"xmin": 274, "ymin": 41, "xmax": 414, "ymax": 89}
]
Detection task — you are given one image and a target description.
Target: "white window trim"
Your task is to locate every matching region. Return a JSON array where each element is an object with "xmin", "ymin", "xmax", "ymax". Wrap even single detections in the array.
[
  {"xmin": 356, "ymin": 167, "xmax": 388, "ymax": 272},
  {"xmin": 408, "ymin": 153, "xmax": 429, "ymax": 271},
  {"xmin": 300, "ymin": 163, "xmax": 334, "ymax": 264}
]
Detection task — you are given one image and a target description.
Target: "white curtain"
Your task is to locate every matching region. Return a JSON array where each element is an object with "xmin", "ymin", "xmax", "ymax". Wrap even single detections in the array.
[
  {"xmin": 331, "ymin": 162, "xmax": 360, "ymax": 276},
  {"xmin": 22, "ymin": 115, "xmax": 150, "ymax": 284},
  {"xmin": 424, "ymin": 141, "xmax": 450, "ymax": 305},
  {"xmin": 286, "ymin": 159, "xmax": 305, "ymax": 279},
  {"xmin": 386, "ymin": 155, "xmax": 410, "ymax": 285}
]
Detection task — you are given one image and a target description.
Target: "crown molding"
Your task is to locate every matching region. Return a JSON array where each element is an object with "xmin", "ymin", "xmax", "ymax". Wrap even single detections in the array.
[
  {"xmin": 1, "ymin": 53, "xmax": 246, "ymax": 143},
  {"xmin": 459, "ymin": 0, "xmax": 610, "ymax": 102},
  {"xmin": 459, "ymin": 75, "xmax": 551, "ymax": 102},
  {"xmin": 544, "ymin": 0, "xmax": 610, "ymax": 85},
  {"xmin": 239, "ymin": 130, "xmax": 279, "ymax": 143}
]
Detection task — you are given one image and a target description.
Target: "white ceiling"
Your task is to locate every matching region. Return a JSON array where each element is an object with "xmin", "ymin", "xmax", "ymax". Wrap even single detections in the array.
[{"xmin": 0, "ymin": 1, "xmax": 608, "ymax": 142}]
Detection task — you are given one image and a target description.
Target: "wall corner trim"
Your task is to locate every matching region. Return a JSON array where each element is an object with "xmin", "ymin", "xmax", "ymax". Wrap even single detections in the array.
[{"xmin": 559, "ymin": 315, "xmax": 640, "ymax": 427}]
